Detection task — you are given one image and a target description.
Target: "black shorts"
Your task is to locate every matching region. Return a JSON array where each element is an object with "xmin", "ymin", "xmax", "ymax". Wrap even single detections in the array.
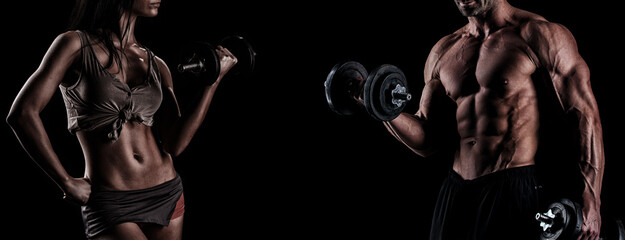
[
  {"xmin": 429, "ymin": 165, "xmax": 543, "ymax": 240},
  {"xmin": 81, "ymin": 175, "xmax": 184, "ymax": 238}
]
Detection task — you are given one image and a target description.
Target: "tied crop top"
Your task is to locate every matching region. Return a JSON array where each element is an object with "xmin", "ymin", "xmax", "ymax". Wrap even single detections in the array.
[{"xmin": 59, "ymin": 30, "xmax": 163, "ymax": 141}]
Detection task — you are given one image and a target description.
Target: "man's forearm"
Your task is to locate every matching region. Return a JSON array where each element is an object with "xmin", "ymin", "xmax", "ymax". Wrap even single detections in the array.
[
  {"xmin": 571, "ymin": 107, "xmax": 605, "ymax": 213},
  {"xmin": 384, "ymin": 112, "xmax": 437, "ymax": 157}
]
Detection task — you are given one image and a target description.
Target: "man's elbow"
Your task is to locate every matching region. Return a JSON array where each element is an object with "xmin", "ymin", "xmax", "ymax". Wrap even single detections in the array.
[
  {"xmin": 408, "ymin": 132, "xmax": 457, "ymax": 158},
  {"xmin": 412, "ymin": 146, "xmax": 438, "ymax": 158}
]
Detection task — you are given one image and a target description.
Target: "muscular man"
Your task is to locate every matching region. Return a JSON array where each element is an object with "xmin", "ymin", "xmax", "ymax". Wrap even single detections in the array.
[{"xmin": 384, "ymin": 0, "xmax": 604, "ymax": 239}]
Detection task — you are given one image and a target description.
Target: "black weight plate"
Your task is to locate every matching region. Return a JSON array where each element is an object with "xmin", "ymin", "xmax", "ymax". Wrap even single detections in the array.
[
  {"xmin": 218, "ymin": 35, "xmax": 256, "ymax": 77},
  {"xmin": 560, "ymin": 198, "xmax": 583, "ymax": 239},
  {"xmin": 364, "ymin": 64, "xmax": 408, "ymax": 121},
  {"xmin": 324, "ymin": 61, "xmax": 368, "ymax": 116},
  {"xmin": 540, "ymin": 202, "xmax": 566, "ymax": 240},
  {"xmin": 177, "ymin": 41, "xmax": 220, "ymax": 84}
]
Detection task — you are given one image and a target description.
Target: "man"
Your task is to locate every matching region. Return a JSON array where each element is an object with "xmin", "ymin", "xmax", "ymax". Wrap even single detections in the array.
[{"xmin": 383, "ymin": 0, "xmax": 604, "ymax": 239}]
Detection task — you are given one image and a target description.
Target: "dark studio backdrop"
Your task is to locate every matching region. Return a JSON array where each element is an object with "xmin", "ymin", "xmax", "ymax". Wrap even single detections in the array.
[{"xmin": 1, "ymin": 0, "xmax": 623, "ymax": 239}]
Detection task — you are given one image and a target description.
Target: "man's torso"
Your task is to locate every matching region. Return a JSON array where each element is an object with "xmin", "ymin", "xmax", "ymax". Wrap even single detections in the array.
[{"xmin": 433, "ymin": 20, "xmax": 544, "ymax": 179}]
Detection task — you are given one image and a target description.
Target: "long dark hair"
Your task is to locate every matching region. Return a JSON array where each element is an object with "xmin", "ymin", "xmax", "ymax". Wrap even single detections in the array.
[{"xmin": 68, "ymin": 0, "xmax": 135, "ymax": 70}]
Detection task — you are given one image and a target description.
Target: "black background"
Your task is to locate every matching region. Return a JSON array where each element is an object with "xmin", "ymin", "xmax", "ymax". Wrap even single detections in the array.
[{"xmin": 2, "ymin": 0, "xmax": 623, "ymax": 239}]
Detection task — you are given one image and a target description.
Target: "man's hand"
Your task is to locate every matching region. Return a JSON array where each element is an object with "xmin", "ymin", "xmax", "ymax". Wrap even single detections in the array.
[{"xmin": 578, "ymin": 206, "xmax": 601, "ymax": 240}]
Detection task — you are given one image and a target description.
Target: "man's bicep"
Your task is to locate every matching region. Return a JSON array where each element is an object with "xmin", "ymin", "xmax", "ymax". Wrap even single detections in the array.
[
  {"xmin": 549, "ymin": 30, "xmax": 593, "ymax": 111},
  {"xmin": 523, "ymin": 20, "xmax": 593, "ymax": 110},
  {"xmin": 417, "ymin": 78, "xmax": 453, "ymax": 120},
  {"xmin": 555, "ymin": 61, "xmax": 595, "ymax": 114},
  {"xmin": 523, "ymin": 21, "xmax": 584, "ymax": 70}
]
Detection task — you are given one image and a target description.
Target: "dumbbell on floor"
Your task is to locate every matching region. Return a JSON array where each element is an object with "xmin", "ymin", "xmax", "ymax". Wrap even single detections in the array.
[
  {"xmin": 324, "ymin": 61, "xmax": 412, "ymax": 121},
  {"xmin": 177, "ymin": 35, "xmax": 256, "ymax": 85}
]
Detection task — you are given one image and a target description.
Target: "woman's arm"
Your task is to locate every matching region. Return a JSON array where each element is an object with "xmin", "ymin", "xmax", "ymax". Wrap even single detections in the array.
[
  {"xmin": 155, "ymin": 46, "xmax": 238, "ymax": 157},
  {"xmin": 6, "ymin": 31, "xmax": 91, "ymax": 204}
]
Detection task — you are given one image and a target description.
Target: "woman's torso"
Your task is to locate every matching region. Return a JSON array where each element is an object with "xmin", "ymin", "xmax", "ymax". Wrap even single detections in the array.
[
  {"xmin": 60, "ymin": 30, "xmax": 175, "ymax": 191},
  {"xmin": 77, "ymin": 122, "xmax": 176, "ymax": 191}
]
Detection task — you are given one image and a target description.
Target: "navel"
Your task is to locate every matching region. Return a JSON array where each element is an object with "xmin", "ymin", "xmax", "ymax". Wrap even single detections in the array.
[{"xmin": 133, "ymin": 153, "xmax": 144, "ymax": 162}]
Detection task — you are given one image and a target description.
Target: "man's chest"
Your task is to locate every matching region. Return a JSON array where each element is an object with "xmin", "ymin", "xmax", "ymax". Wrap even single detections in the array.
[{"xmin": 436, "ymin": 30, "xmax": 538, "ymax": 100}]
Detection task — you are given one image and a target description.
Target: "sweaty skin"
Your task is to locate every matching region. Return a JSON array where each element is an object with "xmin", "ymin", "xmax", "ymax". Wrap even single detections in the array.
[{"xmin": 384, "ymin": 1, "xmax": 604, "ymax": 239}]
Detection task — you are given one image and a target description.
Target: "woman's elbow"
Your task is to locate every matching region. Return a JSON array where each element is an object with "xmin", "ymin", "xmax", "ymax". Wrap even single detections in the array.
[
  {"xmin": 161, "ymin": 140, "xmax": 188, "ymax": 158},
  {"xmin": 6, "ymin": 111, "xmax": 17, "ymax": 128},
  {"xmin": 169, "ymin": 147, "xmax": 185, "ymax": 158},
  {"xmin": 6, "ymin": 107, "xmax": 31, "ymax": 130}
]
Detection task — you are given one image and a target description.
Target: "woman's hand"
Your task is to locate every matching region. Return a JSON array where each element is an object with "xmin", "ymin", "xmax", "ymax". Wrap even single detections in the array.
[
  {"xmin": 62, "ymin": 177, "xmax": 92, "ymax": 205},
  {"xmin": 215, "ymin": 46, "xmax": 238, "ymax": 81}
]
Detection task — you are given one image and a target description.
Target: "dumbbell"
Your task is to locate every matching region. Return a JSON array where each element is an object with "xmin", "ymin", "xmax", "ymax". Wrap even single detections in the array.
[
  {"xmin": 536, "ymin": 198, "xmax": 625, "ymax": 240},
  {"xmin": 177, "ymin": 35, "xmax": 256, "ymax": 84},
  {"xmin": 324, "ymin": 61, "xmax": 412, "ymax": 121}
]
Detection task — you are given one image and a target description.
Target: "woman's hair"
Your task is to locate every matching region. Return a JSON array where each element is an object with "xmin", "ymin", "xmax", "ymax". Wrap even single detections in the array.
[{"xmin": 68, "ymin": 0, "xmax": 135, "ymax": 70}]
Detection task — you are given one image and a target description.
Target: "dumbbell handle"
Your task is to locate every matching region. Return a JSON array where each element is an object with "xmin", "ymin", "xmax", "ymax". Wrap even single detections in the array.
[
  {"xmin": 392, "ymin": 91, "xmax": 412, "ymax": 101},
  {"xmin": 536, "ymin": 213, "xmax": 555, "ymax": 224},
  {"xmin": 391, "ymin": 84, "xmax": 412, "ymax": 107},
  {"xmin": 536, "ymin": 211, "xmax": 557, "ymax": 232},
  {"xmin": 536, "ymin": 213, "xmax": 554, "ymax": 223},
  {"xmin": 178, "ymin": 61, "xmax": 205, "ymax": 73}
]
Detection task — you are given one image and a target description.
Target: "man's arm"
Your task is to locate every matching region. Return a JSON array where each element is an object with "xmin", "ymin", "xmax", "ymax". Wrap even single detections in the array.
[
  {"xmin": 384, "ymin": 37, "xmax": 457, "ymax": 157},
  {"xmin": 523, "ymin": 20, "xmax": 604, "ymax": 240}
]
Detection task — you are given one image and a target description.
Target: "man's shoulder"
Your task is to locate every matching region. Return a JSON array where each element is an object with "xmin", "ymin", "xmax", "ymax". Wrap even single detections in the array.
[
  {"xmin": 513, "ymin": 7, "xmax": 548, "ymax": 24},
  {"xmin": 516, "ymin": 13, "xmax": 575, "ymax": 47},
  {"xmin": 431, "ymin": 30, "xmax": 464, "ymax": 55},
  {"xmin": 512, "ymin": 8, "xmax": 581, "ymax": 68},
  {"xmin": 513, "ymin": 8, "xmax": 573, "ymax": 39}
]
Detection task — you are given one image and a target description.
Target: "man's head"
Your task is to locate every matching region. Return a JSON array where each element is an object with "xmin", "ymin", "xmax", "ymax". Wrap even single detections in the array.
[{"xmin": 454, "ymin": 0, "xmax": 499, "ymax": 17}]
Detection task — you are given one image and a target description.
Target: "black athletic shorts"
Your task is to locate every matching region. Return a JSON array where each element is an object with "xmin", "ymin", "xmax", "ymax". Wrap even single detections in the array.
[
  {"xmin": 81, "ymin": 175, "xmax": 184, "ymax": 238},
  {"xmin": 429, "ymin": 165, "xmax": 543, "ymax": 240}
]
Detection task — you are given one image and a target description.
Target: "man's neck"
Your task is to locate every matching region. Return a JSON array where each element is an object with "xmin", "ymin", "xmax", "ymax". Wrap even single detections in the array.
[{"xmin": 465, "ymin": 2, "xmax": 512, "ymax": 38}]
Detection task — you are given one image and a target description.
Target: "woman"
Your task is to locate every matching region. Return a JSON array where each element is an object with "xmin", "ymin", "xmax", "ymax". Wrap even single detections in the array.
[{"xmin": 6, "ymin": 0, "xmax": 237, "ymax": 239}]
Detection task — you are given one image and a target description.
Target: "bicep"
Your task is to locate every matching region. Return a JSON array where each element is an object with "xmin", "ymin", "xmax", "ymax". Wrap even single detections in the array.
[
  {"xmin": 416, "ymin": 78, "xmax": 453, "ymax": 121},
  {"xmin": 548, "ymin": 34, "xmax": 593, "ymax": 111},
  {"xmin": 523, "ymin": 21, "xmax": 594, "ymax": 111},
  {"xmin": 550, "ymin": 36, "xmax": 593, "ymax": 112},
  {"xmin": 418, "ymin": 36, "xmax": 456, "ymax": 119},
  {"xmin": 155, "ymin": 57, "xmax": 181, "ymax": 119},
  {"xmin": 553, "ymin": 61, "xmax": 595, "ymax": 113}
]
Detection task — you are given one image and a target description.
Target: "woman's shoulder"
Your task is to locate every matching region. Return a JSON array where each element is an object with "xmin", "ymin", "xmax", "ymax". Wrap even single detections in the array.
[
  {"xmin": 56, "ymin": 30, "xmax": 83, "ymax": 44},
  {"xmin": 151, "ymin": 52, "xmax": 170, "ymax": 75},
  {"xmin": 49, "ymin": 30, "xmax": 84, "ymax": 54}
]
